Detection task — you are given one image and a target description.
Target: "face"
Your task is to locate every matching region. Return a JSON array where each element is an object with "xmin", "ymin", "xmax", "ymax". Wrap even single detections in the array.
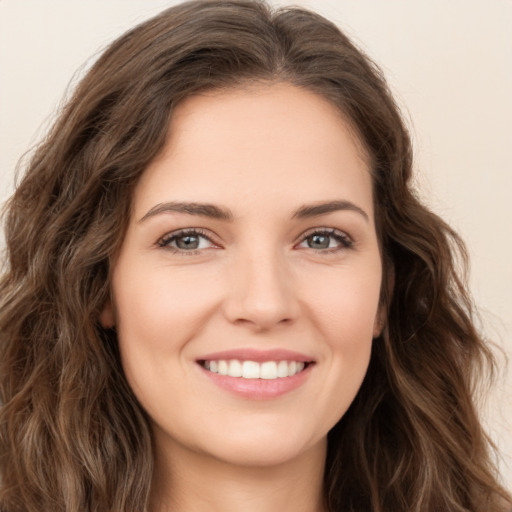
[{"xmin": 102, "ymin": 82, "xmax": 384, "ymax": 469}]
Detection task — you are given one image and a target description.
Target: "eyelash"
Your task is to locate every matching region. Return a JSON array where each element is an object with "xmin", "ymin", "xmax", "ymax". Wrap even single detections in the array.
[
  {"xmin": 157, "ymin": 227, "xmax": 353, "ymax": 255},
  {"xmin": 298, "ymin": 228, "xmax": 353, "ymax": 253},
  {"xmin": 157, "ymin": 228, "xmax": 217, "ymax": 255}
]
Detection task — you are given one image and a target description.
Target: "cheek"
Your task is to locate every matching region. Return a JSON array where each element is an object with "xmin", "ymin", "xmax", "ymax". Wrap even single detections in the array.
[
  {"xmin": 114, "ymin": 264, "xmax": 218, "ymax": 346},
  {"xmin": 303, "ymin": 265, "xmax": 381, "ymax": 415},
  {"xmin": 305, "ymin": 265, "xmax": 382, "ymax": 345},
  {"xmin": 111, "ymin": 264, "xmax": 220, "ymax": 397},
  {"xmin": 111, "ymin": 275, "xmax": 222, "ymax": 439}
]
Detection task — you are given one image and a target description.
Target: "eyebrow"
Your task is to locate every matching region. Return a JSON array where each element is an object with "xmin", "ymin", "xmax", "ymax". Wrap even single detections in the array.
[
  {"xmin": 139, "ymin": 199, "xmax": 369, "ymax": 223},
  {"xmin": 139, "ymin": 201, "xmax": 234, "ymax": 222},
  {"xmin": 291, "ymin": 200, "xmax": 369, "ymax": 222}
]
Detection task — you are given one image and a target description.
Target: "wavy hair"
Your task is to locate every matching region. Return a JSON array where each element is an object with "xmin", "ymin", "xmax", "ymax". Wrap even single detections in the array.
[{"xmin": 1, "ymin": 1, "xmax": 510, "ymax": 511}]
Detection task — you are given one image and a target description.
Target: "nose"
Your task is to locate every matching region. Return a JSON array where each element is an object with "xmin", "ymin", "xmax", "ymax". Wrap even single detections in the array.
[{"xmin": 222, "ymin": 247, "xmax": 300, "ymax": 332}]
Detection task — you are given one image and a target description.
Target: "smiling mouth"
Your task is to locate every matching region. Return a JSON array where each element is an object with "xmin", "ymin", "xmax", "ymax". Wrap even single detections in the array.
[{"xmin": 198, "ymin": 360, "xmax": 311, "ymax": 380}]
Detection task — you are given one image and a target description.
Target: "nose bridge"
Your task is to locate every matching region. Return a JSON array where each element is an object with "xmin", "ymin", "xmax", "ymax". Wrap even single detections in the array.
[{"xmin": 223, "ymin": 242, "xmax": 298, "ymax": 330}]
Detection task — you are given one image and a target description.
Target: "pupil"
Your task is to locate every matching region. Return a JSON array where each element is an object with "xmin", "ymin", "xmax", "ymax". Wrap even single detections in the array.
[
  {"xmin": 309, "ymin": 234, "xmax": 329, "ymax": 249},
  {"xmin": 177, "ymin": 235, "xmax": 199, "ymax": 250}
]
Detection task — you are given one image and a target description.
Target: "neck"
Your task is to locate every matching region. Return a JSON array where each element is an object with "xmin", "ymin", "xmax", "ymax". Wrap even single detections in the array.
[{"xmin": 150, "ymin": 437, "xmax": 327, "ymax": 512}]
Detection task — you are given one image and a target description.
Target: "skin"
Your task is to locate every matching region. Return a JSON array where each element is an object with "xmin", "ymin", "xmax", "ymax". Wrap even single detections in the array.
[{"xmin": 102, "ymin": 82, "xmax": 384, "ymax": 512}]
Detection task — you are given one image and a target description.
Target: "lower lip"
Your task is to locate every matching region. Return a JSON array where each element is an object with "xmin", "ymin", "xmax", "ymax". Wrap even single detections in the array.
[{"xmin": 198, "ymin": 363, "xmax": 313, "ymax": 400}]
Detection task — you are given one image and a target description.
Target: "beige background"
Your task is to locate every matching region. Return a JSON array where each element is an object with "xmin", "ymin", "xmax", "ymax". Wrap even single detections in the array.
[{"xmin": 1, "ymin": 0, "xmax": 510, "ymax": 489}]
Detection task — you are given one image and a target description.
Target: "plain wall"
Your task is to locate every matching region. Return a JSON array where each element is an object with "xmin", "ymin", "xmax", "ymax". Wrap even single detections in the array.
[{"xmin": 1, "ymin": 0, "xmax": 511, "ymax": 489}]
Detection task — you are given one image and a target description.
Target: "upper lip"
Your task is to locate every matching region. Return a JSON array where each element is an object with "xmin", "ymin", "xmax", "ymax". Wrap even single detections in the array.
[{"xmin": 196, "ymin": 348, "xmax": 315, "ymax": 363}]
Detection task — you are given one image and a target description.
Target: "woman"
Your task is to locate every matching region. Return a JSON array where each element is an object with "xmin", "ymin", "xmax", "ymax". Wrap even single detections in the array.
[{"xmin": 0, "ymin": 1, "xmax": 510, "ymax": 511}]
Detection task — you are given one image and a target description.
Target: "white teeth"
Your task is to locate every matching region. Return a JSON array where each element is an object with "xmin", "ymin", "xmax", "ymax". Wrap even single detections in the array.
[
  {"xmin": 277, "ymin": 360, "xmax": 289, "ymax": 378},
  {"xmin": 260, "ymin": 361, "xmax": 277, "ymax": 380},
  {"xmin": 218, "ymin": 360, "xmax": 228, "ymax": 375},
  {"xmin": 242, "ymin": 361, "xmax": 260, "ymax": 379},
  {"xmin": 202, "ymin": 359, "xmax": 308, "ymax": 379},
  {"xmin": 228, "ymin": 359, "xmax": 242, "ymax": 377}
]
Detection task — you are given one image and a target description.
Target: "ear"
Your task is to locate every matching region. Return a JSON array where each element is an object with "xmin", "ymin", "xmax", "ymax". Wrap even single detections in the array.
[
  {"xmin": 372, "ymin": 306, "xmax": 385, "ymax": 338},
  {"xmin": 373, "ymin": 262, "xmax": 395, "ymax": 338},
  {"xmin": 100, "ymin": 297, "xmax": 115, "ymax": 329}
]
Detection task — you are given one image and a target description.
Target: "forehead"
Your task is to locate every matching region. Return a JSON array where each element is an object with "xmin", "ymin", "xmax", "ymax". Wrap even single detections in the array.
[{"xmin": 133, "ymin": 82, "xmax": 373, "ymax": 219}]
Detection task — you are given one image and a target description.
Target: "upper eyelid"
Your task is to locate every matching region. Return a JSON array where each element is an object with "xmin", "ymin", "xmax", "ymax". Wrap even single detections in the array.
[
  {"xmin": 296, "ymin": 227, "xmax": 353, "ymax": 242},
  {"xmin": 300, "ymin": 226, "xmax": 350, "ymax": 236},
  {"xmin": 161, "ymin": 227, "xmax": 211, "ymax": 238},
  {"xmin": 158, "ymin": 228, "xmax": 220, "ymax": 247}
]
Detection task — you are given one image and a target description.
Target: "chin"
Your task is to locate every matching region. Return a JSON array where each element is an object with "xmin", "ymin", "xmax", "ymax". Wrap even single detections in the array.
[{"xmin": 204, "ymin": 432, "xmax": 326, "ymax": 469}]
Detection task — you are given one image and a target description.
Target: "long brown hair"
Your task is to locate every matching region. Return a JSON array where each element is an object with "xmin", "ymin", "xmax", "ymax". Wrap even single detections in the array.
[{"xmin": 1, "ymin": 1, "xmax": 510, "ymax": 511}]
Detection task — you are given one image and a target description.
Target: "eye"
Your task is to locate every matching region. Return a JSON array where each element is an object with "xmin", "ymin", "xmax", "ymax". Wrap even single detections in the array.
[
  {"xmin": 158, "ymin": 229, "xmax": 218, "ymax": 253},
  {"xmin": 297, "ymin": 229, "xmax": 353, "ymax": 252}
]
